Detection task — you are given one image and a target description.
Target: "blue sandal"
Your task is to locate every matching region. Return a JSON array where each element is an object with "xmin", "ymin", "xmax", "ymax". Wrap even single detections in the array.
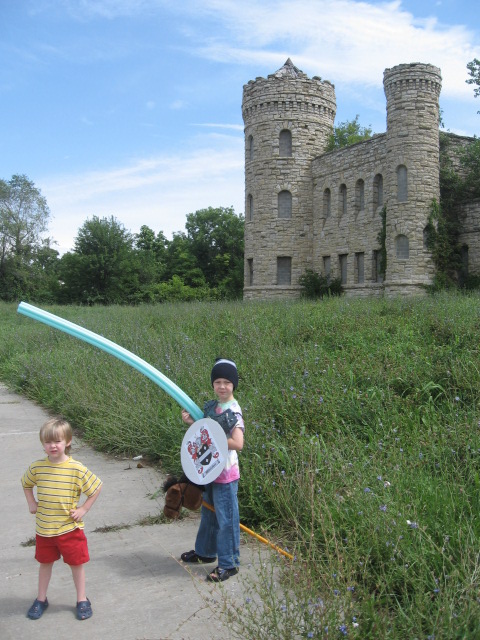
[
  {"xmin": 77, "ymin": 598, "xmax": 92, "ymax": 620},
  {"xmin": 27, "ymin": 598, "xmax": 49, "ymax": 619}
]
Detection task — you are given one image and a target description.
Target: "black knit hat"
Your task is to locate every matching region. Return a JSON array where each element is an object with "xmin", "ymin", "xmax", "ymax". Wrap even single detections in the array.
[{"xmin": 211, "ymin": 358, "xmax": 239, "ymax": 390}]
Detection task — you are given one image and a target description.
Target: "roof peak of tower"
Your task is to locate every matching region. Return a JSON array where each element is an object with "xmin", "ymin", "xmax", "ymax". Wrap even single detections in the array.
[{"xmin": 273, "ymin": 58, "xmax": 306, "ymax": 79}]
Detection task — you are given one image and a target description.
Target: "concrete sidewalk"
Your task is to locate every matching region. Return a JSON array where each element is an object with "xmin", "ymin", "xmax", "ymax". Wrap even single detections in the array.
[{"xmin": 0, "ymin": 383, "xmax": 255, "ymax": 640}]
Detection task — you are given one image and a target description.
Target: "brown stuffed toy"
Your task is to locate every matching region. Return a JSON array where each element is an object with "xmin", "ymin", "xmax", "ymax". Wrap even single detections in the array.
[{"xmin": 162, "ymin": 473, "xmax": 203, "ymax": 519}]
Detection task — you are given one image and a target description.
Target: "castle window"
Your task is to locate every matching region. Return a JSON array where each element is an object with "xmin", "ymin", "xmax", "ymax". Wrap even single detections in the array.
[
  {"xmin": 395, "ymin": 234, "xmax": 409, "ymax": 259},
  {"xmin": 373, "ymin": 250, "xmax": 384, "ymax": 283},
  {"xmin": 247, "ymin": 258, "xmax": 254, "ymax": 286},
  {"xmin": 247, "ymin": 194, "xmax": 254, "ymax": 221},
  {"xmin": 248, "ymin": 135, "xmax": 254, "ymax": 161},
  {"xmin": 278, "ymin": 190, "xmax": 292, "ymax": 218},
  {"xmin": 323, "ymin": 256, "xmax": 331, "ymax": 282},
  {"xmin": 355, "ymin": 179, "xmax": 365, "ymax": 214},
  {"xmin": 279, "ymin": 129, "xmax": 292, "ymax": 157},
  {"xmin": 339, "ymin": 184, "xmax": 347, "ymax": 216},
  {"xmin": 461, "ymin": 245, "xmax": 469, "ymax": 281},
  {"xmin": 355, "ymin": 252, "xmax": 364, "ymax": 284},
  {"xmin": 423, "ymin": 226, "xmax": 429, "ymax": 249},
  {"xmin": 277, "ymin": 257, "xmax": 292, "ymax": 285},
  {"xmin": 397, "ymin": 165, "xmax": 408, "ymax": 202},
  {"xmin": 323, "ymin": 189, "xmax": 331, "ymax": 218},
  {"xmin": 373, "ymin": 174, "xmax": 383, "ymax": 209},
  {"xmin": 339, "ymin": 254, "xmax": 348, "ymax": 284}
]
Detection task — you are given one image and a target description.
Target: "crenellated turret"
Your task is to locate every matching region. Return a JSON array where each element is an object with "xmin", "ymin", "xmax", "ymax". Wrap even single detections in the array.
[
  {"xmin": 242, "ymin": 59, "xmax": 336, "ymax": 299},
  {"xmin": 383, "ymin": 63, "xmax": 442, "ymax": 294}
]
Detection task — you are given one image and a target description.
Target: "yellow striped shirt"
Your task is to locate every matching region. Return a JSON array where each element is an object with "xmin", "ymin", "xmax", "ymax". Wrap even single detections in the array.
[{"xmin": 22, "ymin": 457, "xmax": 102, "ymax": 537}]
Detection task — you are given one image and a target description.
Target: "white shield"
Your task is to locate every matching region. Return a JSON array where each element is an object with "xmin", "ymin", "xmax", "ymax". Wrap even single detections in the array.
[{"xmin": 181, "ymin": 418, "xmax": 228, "ymax": 485}]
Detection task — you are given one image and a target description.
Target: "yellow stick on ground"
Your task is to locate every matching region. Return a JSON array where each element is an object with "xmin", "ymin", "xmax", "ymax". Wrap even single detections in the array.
[{"xmin": 201, "ymin": 500, "xmax": 294, "ymax": 561}]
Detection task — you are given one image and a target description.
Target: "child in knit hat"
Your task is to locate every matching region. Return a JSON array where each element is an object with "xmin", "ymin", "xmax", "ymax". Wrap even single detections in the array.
[{"xmin": 180, "ymin": 358, "xmax": 244, "ymax": 582}]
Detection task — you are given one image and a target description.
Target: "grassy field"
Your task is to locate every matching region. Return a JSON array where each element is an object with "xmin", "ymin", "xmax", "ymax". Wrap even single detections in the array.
[{"xmin": 1, "ymin": 294, "xmax": 480, "ymax": 638}]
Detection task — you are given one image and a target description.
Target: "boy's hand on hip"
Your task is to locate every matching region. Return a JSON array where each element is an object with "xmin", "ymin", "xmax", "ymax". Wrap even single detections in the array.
[{"xmin": 70, "ymin": 506, "xmax": 86, "ymax": 521}]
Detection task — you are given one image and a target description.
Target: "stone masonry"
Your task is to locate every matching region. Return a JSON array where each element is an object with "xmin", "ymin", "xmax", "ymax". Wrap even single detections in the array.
[{"xmin": 242, "ymin": 59, "xmax": 480, "ymax": 299}]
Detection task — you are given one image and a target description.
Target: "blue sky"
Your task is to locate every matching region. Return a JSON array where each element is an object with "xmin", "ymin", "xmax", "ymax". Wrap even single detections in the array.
[{"xmin": 1, "ymin": 0, "xmax": 479, "ymax": 254}]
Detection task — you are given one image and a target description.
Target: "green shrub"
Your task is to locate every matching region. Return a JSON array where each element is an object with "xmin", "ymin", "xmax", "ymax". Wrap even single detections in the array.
[{"xmin": 299, "ymin": 270, "xmax": 342, "ymax": 299}]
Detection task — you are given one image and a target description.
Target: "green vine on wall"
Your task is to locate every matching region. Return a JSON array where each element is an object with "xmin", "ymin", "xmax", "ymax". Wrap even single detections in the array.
[
  {"xmin": 424, "ymin": 198, "xmax": 462, "ymax": 288},
  {"xmin": 425, "ymin": 133, "xmax": 480, "ymax": 289},
  {"xmin": 376, "ymin": 205, "xmax": 387, "ymax": 279}
]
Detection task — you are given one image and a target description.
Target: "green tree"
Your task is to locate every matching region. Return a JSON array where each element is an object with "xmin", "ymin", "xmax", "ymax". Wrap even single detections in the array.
[
  {"xmin": 58, "ymin": 216, "xmax": 136, "ymax": 304},
  {"xmin": 466, "ymin": 58, "xmax": 480, "ymax": 111},
  {"xmin": 325, "ymin": 115, "xmax": 373, "ymax": 151},
  {"xmin": 164, "ymin": 232, "xmax": 207, "ymax": 288},
  {"xmin": 183, "ymin": 206, "xmax": 244, "ymax": 298},
  {"xmin": 135, "ymin": 225, "xmax": 167, "ymax": 258},
  {"xmin": 0, "ymin": 174, "xmax": 53, "ymax": 301},
  {"xmin": 132, "ymin": 225, "xmax": 169, "ymax": 302}
]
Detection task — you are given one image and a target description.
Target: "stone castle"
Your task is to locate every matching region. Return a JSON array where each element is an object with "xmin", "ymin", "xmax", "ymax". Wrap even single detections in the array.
[{"xmin": 242, "ymin": 59, "xmax": 480, "ymax": 299}]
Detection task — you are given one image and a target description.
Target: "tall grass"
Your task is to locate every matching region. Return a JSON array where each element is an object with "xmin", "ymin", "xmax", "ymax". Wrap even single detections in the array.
[{"xmin": 1, "ymin": 293, "xmax": 480, "ymax": 637}]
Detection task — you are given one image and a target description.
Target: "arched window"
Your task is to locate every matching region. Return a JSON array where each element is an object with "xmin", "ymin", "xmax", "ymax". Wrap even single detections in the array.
[
  {"xmin": 323, "ymin": 188, "xmax": 331, "ymax": 218},
  {"xmin": 279, "ymin": 129, "xmax": 292, "ymax": 157},
  {"xmin": 339, "ymin": 184, "xmax": 347, "ymax": 216},
  {"xmin": 373, "ymin": 174, "xmax": 383, "ymax": 210},
  {"xmin": 277, "ymin": 257, "xmax": 292, "ymax": 285},
  {"xmin": 397, "ymin": 165, "xmax": 408, "ymax": 202},
  {"xmin": 247, "ymin": 135, "xmax": 254, "ymax": 161},
  {"xmin": 247, "ymin": 194, "xmax": 254, "ymax": 221},
  {"xmin": 278, "ymin": 190, "xmax": 292, "ymax": 218},
  {"xmin": 355, "ymin": 179, "xmax": 365, "ymax": 213},
  {"xmin": 395, "ymin": 234, "xmax": 409, "ymax": 259}
]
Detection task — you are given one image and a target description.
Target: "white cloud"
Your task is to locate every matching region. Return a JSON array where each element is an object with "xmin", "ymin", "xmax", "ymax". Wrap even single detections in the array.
[
  {"xmin": 41, "ymin": 135, "xmax": 245, "ymax": 253},
  {"xmin": 170, "ymin": 99, "xmax": 188, "ymax": 110},
  {"xmin": 186, "ymin": 0, "xmax": 478, "ymax": 99}
]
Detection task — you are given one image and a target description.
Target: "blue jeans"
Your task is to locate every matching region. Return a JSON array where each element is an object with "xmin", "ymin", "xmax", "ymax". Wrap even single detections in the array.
[{"xmin": 195, "ymin": 480, "xmax": 240, "ymax": 569}]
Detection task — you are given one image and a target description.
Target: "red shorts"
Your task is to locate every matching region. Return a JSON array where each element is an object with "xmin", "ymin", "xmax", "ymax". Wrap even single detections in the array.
[{"xmin": 35, "ymin": 528, "xmax": 90, "ymax": 566}]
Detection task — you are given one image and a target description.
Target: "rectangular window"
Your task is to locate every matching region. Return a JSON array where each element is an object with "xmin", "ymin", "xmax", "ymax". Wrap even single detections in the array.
[
  {"xmin": 373, "ymin": 250, "xmax": 384, "ymax": 283},
  {"xmin": 355, "ymin": 252, "xmax": 364, "ymax": 284},
  {"xmin": 397, "ymin": 165, "xmax": 408, "ymax": 202},
  {"xmin": 277, "ymin": 257, "xmax": 292, "ymax": 285},
  {"xmin": 247, "ymin": 258, "xmax": 253, "ymax": 286},
  {"xmin": 461, "ymin": 245, "xmax": 469, "ymax": 278},
  {"xmin": 323, "ymin": 256, "xmax": 331, "ymax": 283},
  {"xmin": 339, "ymin": 254, "xmax": 348, "ymax": 285}
]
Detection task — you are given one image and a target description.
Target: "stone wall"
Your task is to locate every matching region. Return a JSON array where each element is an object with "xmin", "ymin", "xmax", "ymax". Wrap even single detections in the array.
[{"xmin": 311, "ymin": 134, "xmax": 387, "ymax": 286}]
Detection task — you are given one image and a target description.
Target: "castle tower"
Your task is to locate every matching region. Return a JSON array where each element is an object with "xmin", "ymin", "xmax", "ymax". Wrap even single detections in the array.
[
  {"xmin": 242, "ymin": 59, "xmax": 336, "ymax": 299},
  {"xmin": 383, "ymin": 63, "xmax": 442, "ymax": 295}
]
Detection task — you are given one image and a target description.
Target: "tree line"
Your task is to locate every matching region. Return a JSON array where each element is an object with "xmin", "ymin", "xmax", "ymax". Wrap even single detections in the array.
[{"xmin": 0, "ymin": 175, "xmax": 245, "ymax": 304}]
